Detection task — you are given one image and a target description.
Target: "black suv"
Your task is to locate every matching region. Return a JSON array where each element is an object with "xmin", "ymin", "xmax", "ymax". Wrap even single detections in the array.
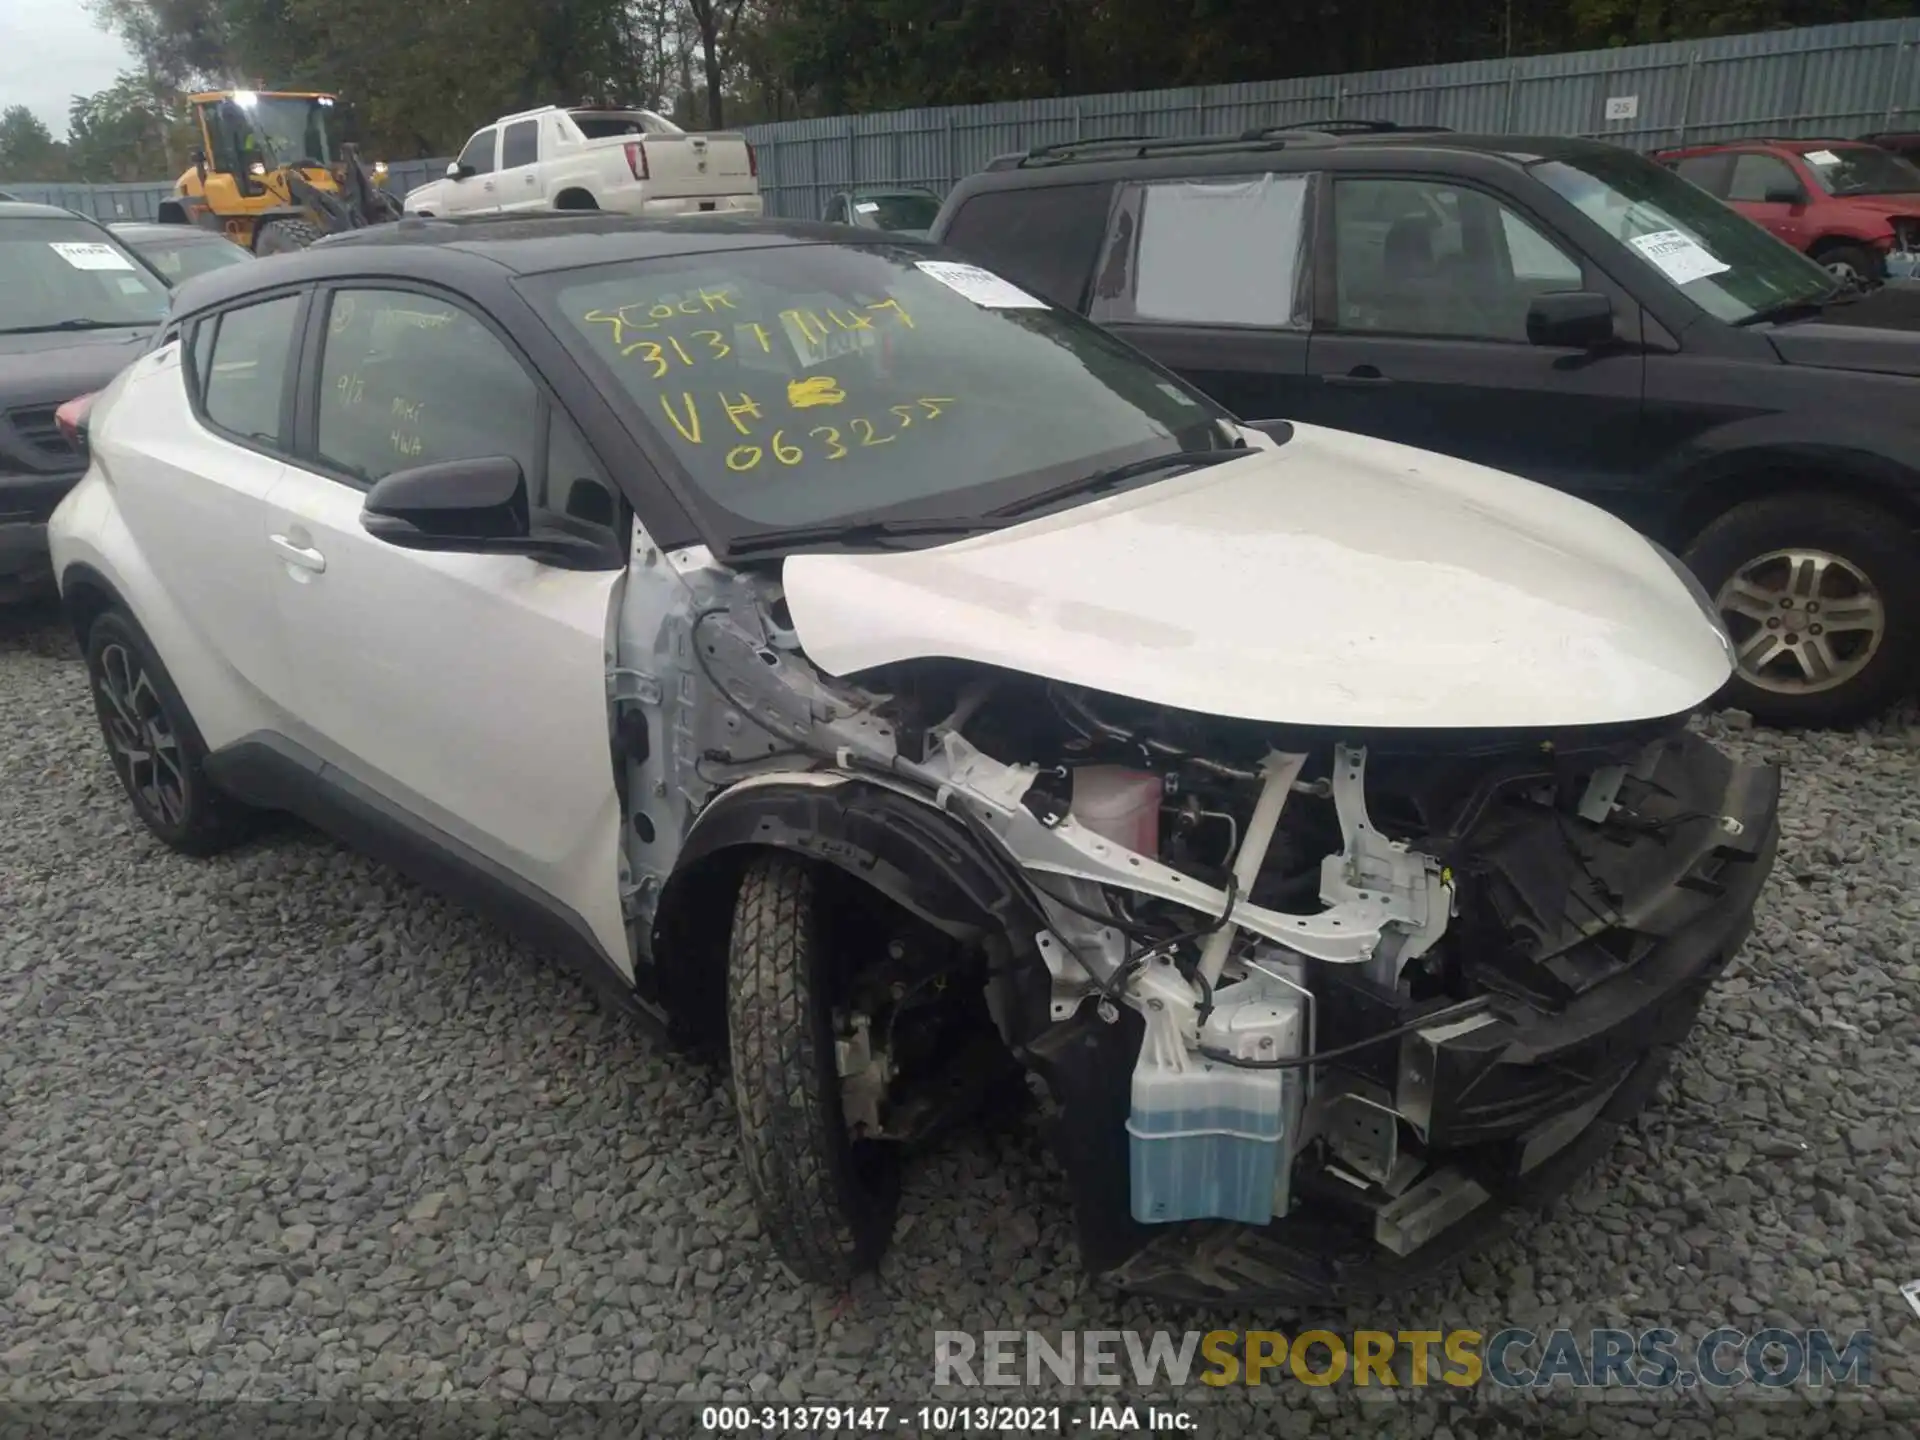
[{"xmin": 929, "ymin": 122, "xmax": 1920, "ymax": 729}]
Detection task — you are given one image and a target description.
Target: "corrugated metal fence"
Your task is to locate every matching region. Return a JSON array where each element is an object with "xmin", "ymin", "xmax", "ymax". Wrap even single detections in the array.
[
  {"xmin": 10, "ymin": 17, "xmax": 1919, "ymax": 223},
  {"xmin": 741, "ymin": 15, "xmax": 1920, "ymax": 219}
]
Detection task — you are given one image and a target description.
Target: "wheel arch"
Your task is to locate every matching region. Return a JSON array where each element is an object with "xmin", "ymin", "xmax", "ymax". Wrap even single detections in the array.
[
  {"xmin": 647, "ymin": 778, "xmax": 1040, "ymax": 1048},
  {"xmin": 1664, "ymin": 445, "xmax": 1920, "ymax": 552},
  {"xmin": 552, "ymin": 188, "xmax": 599, "ymax": 211},
  {"xmin": 59, "ymin": 560, "xmax": 129, "ymax": 652}
]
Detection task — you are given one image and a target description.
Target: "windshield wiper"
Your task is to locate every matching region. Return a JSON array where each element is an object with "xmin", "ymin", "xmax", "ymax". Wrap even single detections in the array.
[
  {"xmin": 986, "ymin": 446, "xmax": 1248, "ymax": 519},
  {"xmin": 1732, "ymin": 284, "xmax": 1853, "ymax": 328},
  {"xmin": 721, "ymin": 515, "xmax": 1005, "ymax": 559},
  {"xmin": 2, "ymin": 319, "xmax": 147, "ymax": 335}
]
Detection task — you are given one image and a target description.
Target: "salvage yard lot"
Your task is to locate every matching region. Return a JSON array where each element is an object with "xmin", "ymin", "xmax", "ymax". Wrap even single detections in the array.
[{"xmin": 2, "ymin": 599, "xmax": 1917, "ymax": 1431}]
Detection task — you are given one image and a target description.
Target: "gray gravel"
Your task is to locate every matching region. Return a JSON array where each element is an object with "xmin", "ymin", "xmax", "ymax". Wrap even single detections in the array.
[{"xmin": 2, "ymin": 597, "xmax": 1917, "ymax": 1436}]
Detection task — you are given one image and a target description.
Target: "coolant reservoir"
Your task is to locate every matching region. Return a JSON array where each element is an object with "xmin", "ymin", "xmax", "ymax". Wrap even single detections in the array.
[
  {"xmin": 1070, "ymin": 766, "xmax": 1161, "ymax": 855},
  {"xmin": 1127, "ymin": 978, "xmax": 1304, "ymax": 1226}
]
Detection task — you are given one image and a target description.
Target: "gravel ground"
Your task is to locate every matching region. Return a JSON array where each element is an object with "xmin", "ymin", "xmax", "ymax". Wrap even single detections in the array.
[{"xmin": 2, "ymin": 595, "xmax": 1917, "ymax": 1437}]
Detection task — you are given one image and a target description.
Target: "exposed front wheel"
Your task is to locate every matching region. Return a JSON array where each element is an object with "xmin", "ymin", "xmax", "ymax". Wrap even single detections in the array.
[
  {"xmin": 727, "ymin": 855, "xmax": 900, "ymax": 1285},
  {"xmin": 1683, "ymin": 494, "xmax": 1919, "ymax": 728},
  {"xmin": 84, "ymin": 610, "xmax": 253, "ymax": 855}
]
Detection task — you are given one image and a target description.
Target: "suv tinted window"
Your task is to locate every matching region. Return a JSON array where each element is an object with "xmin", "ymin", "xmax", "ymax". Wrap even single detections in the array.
[
  {"xmin": 456, "ymin": 128, "xmax": 497, "ymax": 176},
  {"xmin": 938, "ymin": 182, "xmax": 1114, "ymax": 310},
  {"xmin": 501, "ymin": 119, "xmax": 539, "ymax": 170},
  {"xmin": 1727, "ymin": 153, "xmax": 1801, "ymax": 203},
  {"xmin": 198, "ymin": 294, "xmax": 300, "ymax": 445},
  {"xmin": 1331, "ymin": 178, "xmax": 1582, "ymax": 342},
  {"xmin": 1093, "ymin": 173, "xmax": 1310, "ymax": 328}
]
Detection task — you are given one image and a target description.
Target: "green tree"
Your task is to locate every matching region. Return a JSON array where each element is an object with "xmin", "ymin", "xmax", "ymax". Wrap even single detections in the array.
[
  {"xmin": 0, "ymin": 106, "xmax": 69, "ymax": 183},
  {"xmin": 67, "ymin": 73, "xmax": 196, "ymax": 182}
]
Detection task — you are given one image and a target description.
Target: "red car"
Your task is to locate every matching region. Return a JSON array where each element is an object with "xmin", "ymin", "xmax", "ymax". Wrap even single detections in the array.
[{"xmin": 1654, "ymin": 137, "xmax": 1920, "ymax": 285}]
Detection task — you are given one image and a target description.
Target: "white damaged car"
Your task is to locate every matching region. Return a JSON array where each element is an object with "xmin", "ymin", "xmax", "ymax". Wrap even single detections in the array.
[{"xmin": 48, "ymin": 216, "xmax": 1780, "ymax": 1303}]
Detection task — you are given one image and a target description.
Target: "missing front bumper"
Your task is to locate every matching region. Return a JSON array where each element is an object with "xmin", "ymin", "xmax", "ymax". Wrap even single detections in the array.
[{"xmin": 1023, "ymin": 736, "xmax": 1781, "ymax": 1305}]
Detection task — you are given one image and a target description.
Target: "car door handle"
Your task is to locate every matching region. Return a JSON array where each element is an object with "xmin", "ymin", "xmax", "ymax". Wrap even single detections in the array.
[
  {"xmin": 1323, "ymin": 365, "xmax": 1393, "ymax": 388},
  {"xmin": 270, "ymin": 534, "xmax": 326, "ymax": 573}
]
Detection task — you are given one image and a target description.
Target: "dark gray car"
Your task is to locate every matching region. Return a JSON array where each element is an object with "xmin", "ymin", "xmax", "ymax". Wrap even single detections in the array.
[{"xmin": 1, "ymin": 203, "xmax": 170, "ymax": 598}]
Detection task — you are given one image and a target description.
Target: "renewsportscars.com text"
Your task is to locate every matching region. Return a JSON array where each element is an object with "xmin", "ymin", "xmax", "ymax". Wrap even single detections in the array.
[{"xmin": 933, "ymin": 1328, "xmax": 1873, "ymax": 1390}]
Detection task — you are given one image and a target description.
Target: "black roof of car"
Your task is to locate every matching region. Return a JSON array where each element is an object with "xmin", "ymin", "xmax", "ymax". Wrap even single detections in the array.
[{"xmin": 165, "ymin": 213, "xmax": 939, "ymax": 317}]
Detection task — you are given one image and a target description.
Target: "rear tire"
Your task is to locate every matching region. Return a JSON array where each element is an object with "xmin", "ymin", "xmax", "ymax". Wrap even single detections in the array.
[
  {"xmin": 727, "ymin": 855, "xmax": 899, "ymax": 1286},
  {"xmin": 255, "ymin": 218, "xmax": 325, "ymax": 255},
  {"xmin": 1683, "ymin": 493, "xmax": 1919, "ymax": 728},
  {"xmin": 83, "ymin": 609, "xmax": 253, "ymax": 856}
]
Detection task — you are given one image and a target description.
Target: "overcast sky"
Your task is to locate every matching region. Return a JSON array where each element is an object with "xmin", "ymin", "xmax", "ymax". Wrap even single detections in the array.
[{"xmin": 0, "ymin": 0, "xmax": 137, "ymax": 137}]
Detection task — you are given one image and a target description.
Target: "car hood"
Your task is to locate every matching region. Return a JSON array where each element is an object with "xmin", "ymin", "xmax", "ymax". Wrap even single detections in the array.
[
  {"xmin": 778, "ymin": 424, "xmax": 1734, "ymax": 730},
  {"xmin": 0, "ymin": 326, "xmax": 154, "ymax": 403},
  {"xmin": 1767, "ymin": 283, "xmax": 1920, "ymax": 375}
]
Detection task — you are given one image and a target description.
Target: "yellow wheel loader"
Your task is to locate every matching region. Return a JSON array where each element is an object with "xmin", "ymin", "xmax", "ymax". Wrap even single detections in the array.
[{"xmin": 160, "ymin": 90, "xmax": 402, "ymax": 255}]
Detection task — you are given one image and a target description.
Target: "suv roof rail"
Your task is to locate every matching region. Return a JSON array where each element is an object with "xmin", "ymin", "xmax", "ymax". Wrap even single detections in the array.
[
  {"xmin": 1238, "ymin": 118, "xmax": 1452, "ymax": 138},
  {"xmin": 1000, "ymin": 128, "xmax": 1355, "ymax": 170}
]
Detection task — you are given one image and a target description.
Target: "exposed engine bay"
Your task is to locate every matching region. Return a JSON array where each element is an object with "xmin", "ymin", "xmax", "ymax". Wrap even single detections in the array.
[{"xmin": 620, "ymin": 561, "xmax": 1781, "ymax": 1300}]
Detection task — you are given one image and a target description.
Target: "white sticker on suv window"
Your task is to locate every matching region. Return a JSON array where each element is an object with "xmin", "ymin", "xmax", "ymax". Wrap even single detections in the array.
[
  {"xmin": 914, "ymin": 260, "xmax": 1047, "ymax": 309},
  {"xmin": 49, "ymin": 241, "xmax": 135, "ymax": 272},
  {"xmin": 1805, "ymin": 149, "xmax": 1841, "ymax": 166},
  {"xmin": 1628, "ymin": 229, "xmax": 1731, "ymax": 285},
  {"xmin": 853, "ymin": 201, "xmax": 879, "ymax": 214}
]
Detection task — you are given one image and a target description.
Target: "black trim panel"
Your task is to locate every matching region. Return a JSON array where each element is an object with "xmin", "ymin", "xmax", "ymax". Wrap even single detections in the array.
[{"xmin": 204, "ymin": 731, "xmax": 664, "ymax": 1032}]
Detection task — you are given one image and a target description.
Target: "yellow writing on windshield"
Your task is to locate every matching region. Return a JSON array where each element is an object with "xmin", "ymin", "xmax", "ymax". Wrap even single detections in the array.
[
  {"xmin": 657, "ymin": 392, "xmax": 956, "ymax": 474},
  {"xmin": 587, "ymin": 293, "xmax": 914, "ymax": 373},
  {"xmin": 584, "ymin": 288, "xmax": 739, "ymax": 347},
  {"xmin": 787, "ymin": 376, "xmax": 845, "ymax": 408}
]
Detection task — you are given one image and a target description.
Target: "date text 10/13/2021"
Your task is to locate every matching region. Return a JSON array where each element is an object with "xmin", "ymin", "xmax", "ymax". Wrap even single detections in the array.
[{"xmin": 699, "ymin": 1404, "xmax": 1201, "ymax": 1434}]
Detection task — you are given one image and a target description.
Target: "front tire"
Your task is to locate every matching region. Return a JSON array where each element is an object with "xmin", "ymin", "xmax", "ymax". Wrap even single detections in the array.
[
  {"xmin": 84, "ymin": 610, "xmax": 252, "ymax": 856},
  {"xmin": 1815, "ymin": 242, "xmax": 1882, "ymax": 289},
  {"xmin": 727, "ymin": 855, "xmax": 899, "ymax": 1285},
  {"xmin": 254, "ymin": 218, "xmax": 325, "ymax": 255},
  {"xmin": 1683, "ymin": 493, "xmax": 1919, "ymax": 728}
]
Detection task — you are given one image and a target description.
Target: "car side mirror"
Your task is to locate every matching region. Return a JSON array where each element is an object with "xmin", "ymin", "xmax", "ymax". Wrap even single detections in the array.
[
  {"xmin": 448, "ymin": 161, "xmax": 472, "ymax": 180},
  {"xmin": 1527, "ymin": 291, "xmax": 1615, "ymax": 349},
  {"xmin": 362, "ymin": 456, "xmax": 617, "ymax": 568},
  {"xmin": 1763, "ymin": 184, "xmax": 1805, "ymax": 206}
]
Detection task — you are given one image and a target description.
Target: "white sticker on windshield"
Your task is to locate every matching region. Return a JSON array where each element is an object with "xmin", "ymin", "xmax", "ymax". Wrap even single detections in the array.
[
  {"xmin": 914, "ymin": 260, "xmax": 1047, "ymax": 310},
  {"xmin": 853, "ymin": 201, "xmax": 880, "ymax": 214},
  {"xmin": 1628, "ymin": 229, "xmax": 1731, "ymax": 286},
  {"xmin": 49, "ymin": 241, "xmax": 135, "ymax": 272},
  {"xmin": 1805, "ymin": 149, "xmax": 1841, "ymax": 167}
]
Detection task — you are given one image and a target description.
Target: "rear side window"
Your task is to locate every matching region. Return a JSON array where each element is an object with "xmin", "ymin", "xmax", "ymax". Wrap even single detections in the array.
[
  {"xmin": 1091, "ymin": 173, "xmax": 1312, "ymax": 329},
  {"xmin": 195, "ymin": 294, "xmax": 300, "ymax": 446},
  {"xmin": 937, "ymin": 182, "xmax": 1115, "ymax": 310},
  {"xmin": 1672, "ymin": 154, "xmax": 1732, "ymax": 195},
  {"xmin": 1727, "ymin": 153, "xmax": 1801, "ymax": 203},
  {"xmin": 501, "ymin": 119, "xmax": 539, "ymax": 170}
]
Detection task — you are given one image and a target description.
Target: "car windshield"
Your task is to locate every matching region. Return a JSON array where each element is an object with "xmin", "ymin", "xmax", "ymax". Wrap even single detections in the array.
[
  {"xmin": 0, "ymin": 216, "xmax": 170, "ymax": 333},
  {"xmin": 1532, "ymin": 151, "xmax": 1835, "ymax": 324},
  {"xmin": 531, "ymin": 244, "xmax": 1237, "ymax": 537},
  {"xmin": 1799, "ymin": 144, "xmax": 1920, "ymax": 197},
  {"xmin": 854, "ymin": 194, "xmax": 941, "ymax": 232},
  {"xmin": 243, "ymin": 95, "xmax": 344, "ymax": 167},
  {"xmin": 125, "ymin": 234, "xmax": 254, "ymax": 283}
]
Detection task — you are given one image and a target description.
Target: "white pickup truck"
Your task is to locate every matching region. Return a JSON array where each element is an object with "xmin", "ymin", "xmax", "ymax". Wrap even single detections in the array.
[{"xmin": 402, "ymin": 105, "xmax": 762, "ymax": 219}]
